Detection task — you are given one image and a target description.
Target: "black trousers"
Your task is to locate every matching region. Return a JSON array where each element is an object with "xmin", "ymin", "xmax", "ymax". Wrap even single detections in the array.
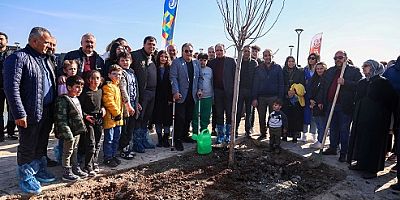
[
  {"xmin": 174, "ymin": 94, "xmax": 194, "ymax": 141},
  {"xmin": 236, "ymin": 90, "xmax": 252, "ymax": 132},
  {"xmin": 17, "ymin": 107, "xmax": 53, "ymax": 165},
  {"xmin": 137, "ymin": 90, "xmax": 156, "ymax": 129},
  {"xmin": 214, "ymin": 88, "xmax": 233, "ymax": 125},
  {"xmin": 119, "ymin": 116, "xmax": 137, "ymax": 149}
]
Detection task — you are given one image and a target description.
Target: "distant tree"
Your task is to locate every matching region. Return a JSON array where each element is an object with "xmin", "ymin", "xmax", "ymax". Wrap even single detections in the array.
[{"xmin": 216, "ymin": 0, "xmax": 285, "ymax": 166}]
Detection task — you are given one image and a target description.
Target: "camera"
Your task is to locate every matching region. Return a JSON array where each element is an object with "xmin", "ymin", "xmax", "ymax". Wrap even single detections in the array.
[{"xmin": 111, "ymin": 114, "xmax": 122, "ymax": 121}]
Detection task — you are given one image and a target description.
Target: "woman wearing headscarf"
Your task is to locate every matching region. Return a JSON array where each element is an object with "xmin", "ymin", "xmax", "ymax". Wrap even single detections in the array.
[{"xmin": 347, "ymin": 60, "xmax": 398, "ymax": 179}]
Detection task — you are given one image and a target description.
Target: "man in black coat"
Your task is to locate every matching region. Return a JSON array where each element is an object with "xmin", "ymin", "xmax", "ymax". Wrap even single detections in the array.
[
  {"xmin": 236, "ymin": 45, "xmax": 257, "ymax": 137},
  {"xmin": 208, "ymin": 43, "xmax": 236, "ymax": 144},
  {"xmin": 322, "ymin": 50, "xmax": 362, "ymax": 162},
  {"xmin": 63, "ymin": 33, "xmax": 104, "ymax": 78},
  {"xmin": 130, "ymin": 36, "xmax": 158, "ymax": 151}
]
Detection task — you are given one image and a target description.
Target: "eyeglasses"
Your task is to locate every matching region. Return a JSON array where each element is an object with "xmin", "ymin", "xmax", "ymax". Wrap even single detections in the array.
[
  {"xmin": 334, "ymin": 56, "xmax": 345, "ymax": 60},
  {"xmin": 184, "ymin": 49, "xmax": 193, "ymax": 53},
  {"xmin": 308, "ymin": 57, "xmax": 316, "ymax": 60}
]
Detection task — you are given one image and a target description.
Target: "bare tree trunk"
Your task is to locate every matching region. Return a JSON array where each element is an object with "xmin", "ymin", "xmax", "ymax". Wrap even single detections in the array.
[{"xmin": 229, "ymin": 48, "xmax": 243, "ymax": 166}]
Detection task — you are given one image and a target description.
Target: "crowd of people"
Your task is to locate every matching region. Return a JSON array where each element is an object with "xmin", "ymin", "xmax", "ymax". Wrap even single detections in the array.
[{"xmin": 1, "ymin": 27, "xmax": 400, "ymax": 194}]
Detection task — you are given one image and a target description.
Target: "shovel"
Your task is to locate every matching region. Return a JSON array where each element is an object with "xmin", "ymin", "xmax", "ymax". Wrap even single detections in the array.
[{"xmin": 308, "ymin": 59, "xmax": 347, "ymax": 168}]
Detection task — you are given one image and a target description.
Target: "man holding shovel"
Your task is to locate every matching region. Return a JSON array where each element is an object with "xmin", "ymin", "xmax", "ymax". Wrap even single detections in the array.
[{"xmin": 321, "ymin": 51, "xmax": 362, "ymax": 162}]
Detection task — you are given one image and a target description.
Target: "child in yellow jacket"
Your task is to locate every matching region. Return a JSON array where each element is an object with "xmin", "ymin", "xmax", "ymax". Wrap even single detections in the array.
[{"xmin": 102, "ymin": 64, "xmax": 124, "ymax": 167}]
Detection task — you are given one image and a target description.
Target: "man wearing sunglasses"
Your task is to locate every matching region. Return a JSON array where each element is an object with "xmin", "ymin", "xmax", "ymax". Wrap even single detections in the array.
[
  {"xmin": 170, "ymin": 43, "xmax": 203, "ymax": 151},
  {"xmin": 322, "ymin": 50, "xmax": 362, "ymax": 162},
  {"xmin": 207, "ymin": 43, "xmax": 236, "ymax": 145}
]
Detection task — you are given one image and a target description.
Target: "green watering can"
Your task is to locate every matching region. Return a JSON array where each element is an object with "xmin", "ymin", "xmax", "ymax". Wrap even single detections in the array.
[{"xmin": 192, "ymin": 129, "xmax": 212, "ymax": 154}]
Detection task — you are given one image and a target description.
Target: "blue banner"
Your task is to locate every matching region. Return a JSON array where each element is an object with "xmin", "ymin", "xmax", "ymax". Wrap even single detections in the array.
[{"xmin": 162, "ymin": 0, "xmax": 179, "ymax": 47}]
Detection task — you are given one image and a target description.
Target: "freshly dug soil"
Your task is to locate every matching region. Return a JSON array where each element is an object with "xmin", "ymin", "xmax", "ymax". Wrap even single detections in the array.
[{"xmin": 13, "ymin": 139, "xmax": 345, "ymax": 200}]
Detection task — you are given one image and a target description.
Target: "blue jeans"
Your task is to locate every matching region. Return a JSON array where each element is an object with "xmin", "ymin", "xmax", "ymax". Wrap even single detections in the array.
[
  {"xmin": 328, "ymin": 105, "xmax": 352, "ymax": 154},
  {"xmin": 103, "ymin": 126, "xmax": 122, "ymax": 160},
  {"xmin": 313, "ymin": 116, "xmax": 326, "ymax": 143}
]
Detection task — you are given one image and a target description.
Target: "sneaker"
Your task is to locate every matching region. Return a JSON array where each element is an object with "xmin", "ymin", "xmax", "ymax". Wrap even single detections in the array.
[
  {"xmin": 322, "ymin": 148, "xmax": 338, "ymax": 155},
  {"xmin": 20, "ymin": 177, "xmax": 42, "ymax": 194},
  {"xmin": 338, "ymin": 153, "xmax": 347, "ymax": 162},
  {"xmin": 84, "ymin": 167, "xmax": 97, "ymax": 177},
  {"xmin": 35, "ymin": 170, "xmax": 56, "ymax": 183},
  {"xmin": 120, "ymin": 150, "xmax": 135, "ymax": 160},
  {"xmin": 62, "ymin": 167, "xmax": 79, "ymax": 182},
  {"xmin": 72, "ymin": 166, "xmax": 88, "ymax": 178},
  {"xmin": 310, "ymin": 141, "xmax": 322, "ymax": 149}
]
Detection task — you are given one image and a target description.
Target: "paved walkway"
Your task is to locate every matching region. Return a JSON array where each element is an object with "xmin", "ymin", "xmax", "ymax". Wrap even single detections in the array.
[{"xmin": 0, "ymin": 117, "xmax": 399, "ymax": 199}]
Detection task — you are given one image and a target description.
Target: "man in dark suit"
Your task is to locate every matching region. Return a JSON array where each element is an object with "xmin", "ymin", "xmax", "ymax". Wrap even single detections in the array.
[{"xmin": 208, "ymin": 43, "xmax": 236, "ymax": 144}]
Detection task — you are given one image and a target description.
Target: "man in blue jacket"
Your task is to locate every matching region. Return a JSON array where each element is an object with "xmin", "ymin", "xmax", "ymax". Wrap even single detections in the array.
[
  {"xmin": 170, "ymin": 43, "xmax": 203, "ymax": 151},
  {"xmin": 4, "ymin": 27, "xmax": 57, "ymax": 194},
  {"xmin": 252, "ymin": 49, "xmax": 284, "ymax": 141}
]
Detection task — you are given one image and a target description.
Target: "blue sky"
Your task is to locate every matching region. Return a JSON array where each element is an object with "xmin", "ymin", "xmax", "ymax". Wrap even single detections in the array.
[{"xmin": 1, "ymin": 0, "xmax": 399, "ymax": 67}]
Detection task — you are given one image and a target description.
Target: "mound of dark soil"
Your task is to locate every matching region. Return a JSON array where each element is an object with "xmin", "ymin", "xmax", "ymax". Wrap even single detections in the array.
[{"xmin": 13, "ymin": 139, "xmax": 345, "ymax": 200}]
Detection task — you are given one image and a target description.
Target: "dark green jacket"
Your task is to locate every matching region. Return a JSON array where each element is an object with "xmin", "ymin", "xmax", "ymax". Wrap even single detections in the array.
[{"xmin": 54, "ymin": 95, "xmax": 87, "ymax": 140}]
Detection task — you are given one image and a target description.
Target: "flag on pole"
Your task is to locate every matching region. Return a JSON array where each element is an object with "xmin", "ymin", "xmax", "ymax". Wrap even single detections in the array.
[
  {"xmin": 162, "ymin": 0, "xmax": 179, "ymax": 47},
  {"xmin": 309, "ymin": 32, "xmax": 323, "ymax": 55}
]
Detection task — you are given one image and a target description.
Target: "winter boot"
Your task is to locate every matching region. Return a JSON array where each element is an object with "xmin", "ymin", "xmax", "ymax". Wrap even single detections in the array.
[
  {"xmin": 141, "ymin": 128, "xmax": 155, "ymax": 149},
  {"xmin": 131, "ymin": 129, "xmax": 145, "ymax": 153},
  {"xmin": 62, "ymin": 167, "xmax": 79, "ymax": 182},
  {"xmin": 224, "ymin": 124, "xmax": 232, "ymax": 143},
  {"xmin": 35, "ymin": 156, "xmax": 56, "ymax": 183},
  {"xmin": 18, "ymin": 161, "xmax": 41, "ymax": 194},
  {"xmin": 215, "ymin": 124, "xmax": 225, "ymax": 144}
]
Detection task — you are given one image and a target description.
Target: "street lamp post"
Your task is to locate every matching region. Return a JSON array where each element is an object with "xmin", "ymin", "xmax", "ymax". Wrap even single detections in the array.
[
  {"xmin": 295, "ymin": 28, "xmax": 304, "ymax": 66},
  {"xmin": 14, "ymin": 42, "xmax": 20, "ymax": 50},
  {"xmin": 289, "ymin": 45, "xmax": 294, "ymax": 56}
]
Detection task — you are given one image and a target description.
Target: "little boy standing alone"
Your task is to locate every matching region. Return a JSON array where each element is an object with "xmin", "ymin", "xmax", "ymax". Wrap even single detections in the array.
[
  {"xmin": 268, "ymin": 99, "xmax": 288, "ymax": 153},
  {"xmin": 55, "ymin": 75, "xmax": 88, "ymax": 181}
]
